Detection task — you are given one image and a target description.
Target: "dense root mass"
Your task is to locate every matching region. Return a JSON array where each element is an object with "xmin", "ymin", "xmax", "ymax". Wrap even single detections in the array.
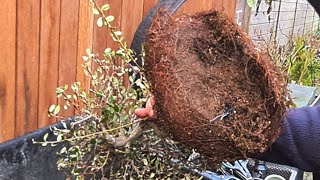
[{"xmin": 145, "ymin": 10, "xmax": 289, "ymax": 164}]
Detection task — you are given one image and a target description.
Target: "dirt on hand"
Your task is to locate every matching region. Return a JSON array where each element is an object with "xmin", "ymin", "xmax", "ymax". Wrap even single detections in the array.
[{"xmin": 145, "ymin": 10, "xmax": 290, "ymax": 164}]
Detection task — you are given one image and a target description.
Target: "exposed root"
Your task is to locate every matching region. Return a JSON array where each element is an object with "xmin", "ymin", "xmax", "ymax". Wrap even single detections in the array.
[{"xmin": 144, "ymin": 10, "xmax": 289, "ymax": 164}]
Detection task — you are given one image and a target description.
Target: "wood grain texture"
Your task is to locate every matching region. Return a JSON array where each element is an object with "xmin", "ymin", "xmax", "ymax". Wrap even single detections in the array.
[
  {"xmin": 77, "ymin": 0, "xmax": 94, "ymax": 90},
  {"xmin": 207, "ymin": 0, "xmax": 213, "ymax": 10},
  {"xmin": 177, "ymin": 0, "xmax": 236, "ymax": 16},
  {"xmin": 58, "ymin": 0, "xmax": 80, "ymax": 117},
  {"xmin": 223, "ymin": 0, "xmax": 237, "ymax": 19},
  {"xmin": 143, "ymin": 0, "xmax": 157, "ymax": 17},
  {"xmin": 178, "ymin": 0, "xmax": 196, "ymax": 14},
  {"xmin": 38, "ymin": 0, "xmax": 61, "ymax": 128},
  {"xmin": 212, "ymin": 0, "xmax": 224, "ymax": 11},
  {"xmin": 93, "ymin": 0, "xmax": 109, "ymax": 58},
  {"xmin": 121, "ymin": 0, "xmax": 144, "ymax": 46},
  {"xmin": 0, "ymin": 0, "xmax": 16, "ymax": 142},
  {"xmin": 16, "ymin": 0, "xmax": 40, "ymax": 137}
]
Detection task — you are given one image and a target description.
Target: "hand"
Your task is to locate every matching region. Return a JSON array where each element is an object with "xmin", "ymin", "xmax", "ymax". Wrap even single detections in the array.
[{"xmin": 135, "ymin": 96, "xmax": 155, "ymax": 118}]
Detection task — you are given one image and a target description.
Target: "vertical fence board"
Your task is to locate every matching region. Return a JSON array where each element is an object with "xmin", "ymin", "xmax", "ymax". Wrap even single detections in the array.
[
  {"xmin": 58, "ymin": 0, "xmax": 80, "ymax": 117},
  {"xmin": 0, "ymin": 0, "xmax": 16, "ymax": 142},
  {"xmin": 38, "ymin": 0, "xmax": 61, "ymax": 127},
  {"xmin": 143, "ymin": 0, "xmax": 157, "ymax": 17},
  {"xmin": 121, "ymin": 0, "xmax": 144, "ymax": 46},
  {"xmin": 199, "ymin": 0, "xmax": 210, "ymax": 12},
  {"xmin": 178, "ymin": 0, "xmax": 235, "ymax": 16},
  {"xmin": 212, "ymin": 0, "xmax": 224, "ymax": 11},
  {"xmin": 223, "ymin": 0, "xmax": 236, "ymax": 18},
  {"xmin": 93, "ymin": 0, "xmax": 109, "ymax": 58},
  {"xmin": 228, "ymin": 0, "xmax": 237, "ymax": 19},
  {"xmin": 15, "ymin": 0, "xmax": 40, "ymax": 137},
  {"xmin": 77, "ymin": 0, "xmax": 94, "ymax": 90},
  {"xmin": 178, "ymin": 0, "xmax": 202, "ymax": 14}
]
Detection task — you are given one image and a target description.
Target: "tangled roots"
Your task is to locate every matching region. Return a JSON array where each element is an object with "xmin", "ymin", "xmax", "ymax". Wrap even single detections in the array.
[{"xmin": 145, "ymin": 10, "xmax": 289, "ymax": 164}]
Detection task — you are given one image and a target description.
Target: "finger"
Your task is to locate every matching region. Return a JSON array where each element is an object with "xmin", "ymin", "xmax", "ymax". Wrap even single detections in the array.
[
  {"xmin": 147, "ymin": 109, "xmax": 154, "ymax": 117},
  {"xmin": 134, "ymin": 108, "xmax": 149, "ymax": 118},
  {"xmin": 146, "ymin": 96, "xmax": 155, "ymax": 110}
]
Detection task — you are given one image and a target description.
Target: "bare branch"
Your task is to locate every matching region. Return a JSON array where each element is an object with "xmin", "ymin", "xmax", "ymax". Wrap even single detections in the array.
[{"xmin": 106, "ymin": 120, "xmax": 154, "ymax": 148}]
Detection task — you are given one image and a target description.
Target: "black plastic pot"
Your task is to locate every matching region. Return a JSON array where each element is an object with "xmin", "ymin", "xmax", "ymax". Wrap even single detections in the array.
[{"xmin": 0, "ymin": 119, "xmax": 70, "ymax": 180}]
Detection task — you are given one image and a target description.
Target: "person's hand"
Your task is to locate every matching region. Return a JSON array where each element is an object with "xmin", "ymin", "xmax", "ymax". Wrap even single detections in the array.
[{"xmin": 135, "ymin": 96, "xmax": 155, "ymax": 118}]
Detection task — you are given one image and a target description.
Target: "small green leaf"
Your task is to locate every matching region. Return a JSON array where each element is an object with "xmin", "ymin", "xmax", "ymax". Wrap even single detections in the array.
[
  {"xmin": 82, "ymin": 56, "xmax": 89, "ymax": 61},
  {"xmin": 114, "ymin": 31, "xmax": 122, "ymax": 36},
  {"xmin": 116, "ymin": 72, "xmax": 123, "ymax": 76},
  {"xmin": 132, "ymin": 66, "xmax": 140, "ymax": 71},
  {"xmin": 49, "ymin": 105, "xmax": 56, "ymax": 113},
  {"xmin": 54, "ymin": 105, "xmax": 61, "ymax": 115},
  {"xmin": 44, "ymin": 133, "xmax": 49, "ymax": 141},
  {"xmin": 247, "ymin": 0, "xmax": 255, "ymax": 8},
  {"xmin": 142, "ymin": 158, "xmax": 148, "ymax": 166},
  {"xmin": 150, "ymin": 173, "xmax": 155, "ymax": 178},
  {"xmin": 71, "ymin": 83, "xmax": 79, "ymax": 92},
  {"xmin": 113, "ymin": 105, "xmax": 119, "ymax": 112},
  {"xmin": 104, "ymin": 48, "xmax": 111, "ymax": 55},
  {"xmin": 57, "ymin": 134, "xmax": 63, "ymax": 141},
  {"xmin": 93, "ymin": 6, "xmax": 99, "ymax": 15},
  {"xmin": 115, "ymin": 49, "xmax": 124, "ymax": 56},
  {"xmin": 112, "ymin": 114, "xmax": 118, "ymax": 122},
  {"xmin": 60, "ymin": 147, "xmax": 67, "ymax": 154},
  {"xmin": 73, "ymin": 94, "xmax": 78, "ymax": 100},
  {"xmin": 101, "ymin": 4, "xmax": 110, "ymax": 11},
  {"xmin": 57, "ymin": 93, "xmax": 63, "ymax": 98},
  {"xmin": 97, "ymin": 17, "xmax": 103, "ymax": 27},
  {"xmin": 105, "ymin": 15, "xmax": 114, "ymax": 23},
  {"xmin": 129, "ymin": 76, "xmax": 134, "ymax": 83},
  {"xmin": 61, "ymin": 121, "xmax": 67, "ymax": 129}
]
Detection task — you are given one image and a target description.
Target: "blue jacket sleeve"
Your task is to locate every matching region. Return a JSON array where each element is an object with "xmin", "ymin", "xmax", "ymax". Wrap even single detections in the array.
[{"xmin": 258, "ymin": 105, "xmax": 320, "ymax": 172}]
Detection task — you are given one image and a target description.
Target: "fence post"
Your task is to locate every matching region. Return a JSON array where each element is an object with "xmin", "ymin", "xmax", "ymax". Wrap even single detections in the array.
[
  {"xmin": 302, "ymin": 2, "xmax": 309, "ymax": 35},
  {"xmin": 311, "ymin": 9, "xmax": 316, "ymax": 32},
  {"xmin": 241, "ymin": 2, "xmax": 251, "ymax": 33},
  {"xmin": 290, "ymin": 0, "xmax": 299, "ymax": 40},
  {"xmin": 274, "ymin": 0, "xmax": 282, "ymax": 41}
]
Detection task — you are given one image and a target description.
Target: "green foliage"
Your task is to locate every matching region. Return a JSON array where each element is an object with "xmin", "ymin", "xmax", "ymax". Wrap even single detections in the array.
[
  {"xmin": 34, "ymin": 1, "xmax": 206, "ymax": 179},
  {"xmin": 247, "ymin": 0, "xmax": 256, "ymax": 8},
  {"xmin": 287, "ymin": 38, "xmax": 318, "ymax": 86},
  {"xmin": 265, "ymin": 35, "xmax": 320, "ymax": 87}
]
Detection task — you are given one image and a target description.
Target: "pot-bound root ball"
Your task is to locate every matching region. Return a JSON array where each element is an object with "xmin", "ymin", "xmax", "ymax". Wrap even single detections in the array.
[{"xmin": 144, "ymin": 10, "xmax": 289, "ymax": 163}]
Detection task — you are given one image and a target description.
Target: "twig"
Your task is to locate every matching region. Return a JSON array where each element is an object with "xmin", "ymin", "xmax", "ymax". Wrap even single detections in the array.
[
  {"xmin": 71, "ymin": 115, "xmax": 94, "ymax": 126},
  {"xmin": 36, "ymin": 118, "xmax": 154, "ymax": 148},
  {"xmin": 91, "ymin": 0, "xmax": 143, "ymax": 70}
]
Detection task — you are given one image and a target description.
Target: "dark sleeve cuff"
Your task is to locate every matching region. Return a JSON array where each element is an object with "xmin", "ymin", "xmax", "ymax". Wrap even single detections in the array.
[{"xmin": 257, "ymin": 106, "xmax": 320, "ymax": 172}]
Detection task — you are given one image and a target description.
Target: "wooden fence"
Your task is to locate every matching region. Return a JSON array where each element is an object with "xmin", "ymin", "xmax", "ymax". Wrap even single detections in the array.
[{"xmin": 0, "ymin": 0, "xmax": 237, "ymax": 143}]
